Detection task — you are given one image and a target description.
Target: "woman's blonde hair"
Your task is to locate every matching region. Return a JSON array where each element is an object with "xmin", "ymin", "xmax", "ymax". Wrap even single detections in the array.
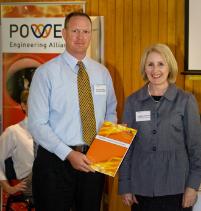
[{"xmin": 140, "ymin": 43, "xmax": 178, "ymax": 83}]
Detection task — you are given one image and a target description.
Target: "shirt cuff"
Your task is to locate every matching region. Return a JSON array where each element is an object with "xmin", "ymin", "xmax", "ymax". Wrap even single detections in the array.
[
  {"xmin": 186, "ymin": 173, "xmax": 201, "ymax": 191},
  {"xmin": 118, "ymin": 179, "xmax": 132, "ymax": 195},
  {"xmin": 54, "ymin": 142, "xmax": 72, "ymax": 161}
]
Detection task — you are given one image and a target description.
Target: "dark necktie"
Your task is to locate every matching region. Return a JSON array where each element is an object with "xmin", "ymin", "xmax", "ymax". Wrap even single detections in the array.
[{"xmin": 77, "ymin": 61, "xmax": 96, "ymax": 145}]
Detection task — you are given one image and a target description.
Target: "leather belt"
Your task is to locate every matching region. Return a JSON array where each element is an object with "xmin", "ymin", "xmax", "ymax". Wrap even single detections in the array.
[{"xmin": 70, "ymin": 145, "xmax": 89, "ymax": 154}]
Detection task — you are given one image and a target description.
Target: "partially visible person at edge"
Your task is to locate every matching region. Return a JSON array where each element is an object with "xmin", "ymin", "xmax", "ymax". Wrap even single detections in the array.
[
  {"xmin": 0, "ymin": 90, "xmax": 34, "ymax": 196},
  {"xmin": 28, "ymin": 12, "xmax": 117, "ymax": 211},
  {"xmin": 118, "ymin": 43, "xmax": 201, "ymax": 211}
]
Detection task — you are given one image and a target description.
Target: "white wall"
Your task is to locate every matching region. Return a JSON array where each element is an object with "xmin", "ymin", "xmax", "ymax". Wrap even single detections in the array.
[{"xmin": 188, "ymin": 0, "xmax": 201, "ymax": 70}]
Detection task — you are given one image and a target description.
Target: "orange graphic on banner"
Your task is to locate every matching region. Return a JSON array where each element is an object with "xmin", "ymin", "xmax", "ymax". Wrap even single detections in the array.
[{"xmin": 31, "ymin": 24, "xmax": 52, "ymax": 38}]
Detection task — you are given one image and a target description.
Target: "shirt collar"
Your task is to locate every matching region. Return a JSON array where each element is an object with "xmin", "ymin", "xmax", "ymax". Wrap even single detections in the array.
[
  {"xmin": 163, "ymin": 83, "xmax": 178, "ymax": 101},
  {"xmin": 137, "ymin": 83, "xmax": 150, "ymax": 101},
  {"xmin": 62, "ymin": 50, "xmax": 89, "ymax": 73},
  {"xmin": 138, "ymin": 83, "xmax": 177, "ymax": 102}
]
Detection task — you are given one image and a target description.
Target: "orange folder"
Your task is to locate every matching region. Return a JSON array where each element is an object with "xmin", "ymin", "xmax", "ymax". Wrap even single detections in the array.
[{"xmin": 86, "ymin": 121, "xmax": 137, "ymax": 177}]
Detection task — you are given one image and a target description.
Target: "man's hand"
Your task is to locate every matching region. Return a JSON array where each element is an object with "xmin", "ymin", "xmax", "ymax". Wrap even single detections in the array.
[
  {"xmin": 67, "ymin": 150, "xmax": 95, "ymax": 173},
  {"xmin": 182, "ymin": 187, "xmax": 198, "ymax": 208},
  {"xmin": 121, "ymin": 193, "xmax": 138, "ymax": 206}
]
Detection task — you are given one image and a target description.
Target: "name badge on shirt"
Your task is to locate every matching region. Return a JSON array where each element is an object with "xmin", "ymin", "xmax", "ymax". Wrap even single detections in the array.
[
  {"xmin": 136, "ymin": 111, "xmax": 151, "ymax": 122},
  {"xmin": 94, "ymin": 84, "xmax": 106, "ymax": 95}
]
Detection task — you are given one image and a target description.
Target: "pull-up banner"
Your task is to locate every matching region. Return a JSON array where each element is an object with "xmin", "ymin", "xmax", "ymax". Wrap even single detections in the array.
[{"xmin": 0, "ymin": 2, "xmax": 85, "ymax": 130}]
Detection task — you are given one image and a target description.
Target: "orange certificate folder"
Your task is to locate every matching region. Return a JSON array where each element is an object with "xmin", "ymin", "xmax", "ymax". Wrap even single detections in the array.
[{"xmin": 86, "ymin": 121, "xmax": 137, "ymax": 177}]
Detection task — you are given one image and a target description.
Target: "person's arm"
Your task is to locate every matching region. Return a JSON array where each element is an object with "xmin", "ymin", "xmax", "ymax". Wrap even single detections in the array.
[
  {"xmin": 0, "ymin": 180, "xmax": 27, "ymax": 195},
  {"xmin": 28, "ymin": 65, "xmax": 71, "ymax": 161},
  {"xmin": 105, "ymin": 69, "xmax": 117, "ymax": 123},
  {"xmin": 0, "ymin": 128, "xmax": 14, "ymax": 181},
  {"xmin": 119, "ymin": 97, "xmax": 135, "ymax": 195},
  {"xmin": 118, "ymin": 97, "xmax": 138, "ymax": 206},
  {"xmin": 0, "ymin": 128, "xmax": 27, "ymax": 194},
  {"xmin": 183, "ymin": 94, "xmax": 201, "ymax": 207}
]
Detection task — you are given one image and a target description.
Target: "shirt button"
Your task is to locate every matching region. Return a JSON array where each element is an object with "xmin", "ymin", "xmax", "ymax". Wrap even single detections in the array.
[{"xmin": 152, "ymin": 146, "xmax": 157, "ymax": 151}]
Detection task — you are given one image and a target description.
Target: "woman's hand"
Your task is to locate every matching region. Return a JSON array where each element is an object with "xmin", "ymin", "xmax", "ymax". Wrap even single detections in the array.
[
  {"xmin": 182, "ymin": 187, "xmax": 198, "ymax": 208},
  {"xmin": 121, "ymin": 193, "xmax": 138, "ymax": 206}
]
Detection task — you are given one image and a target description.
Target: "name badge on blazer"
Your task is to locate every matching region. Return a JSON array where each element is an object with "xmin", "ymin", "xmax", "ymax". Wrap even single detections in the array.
[
  {"xmin": 94, "ymin": 84, "xmax": 106, "ymax": 95},
  {"xmin": 136, "ymin": 111, "xmax": 151, "ymax": 122}
]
